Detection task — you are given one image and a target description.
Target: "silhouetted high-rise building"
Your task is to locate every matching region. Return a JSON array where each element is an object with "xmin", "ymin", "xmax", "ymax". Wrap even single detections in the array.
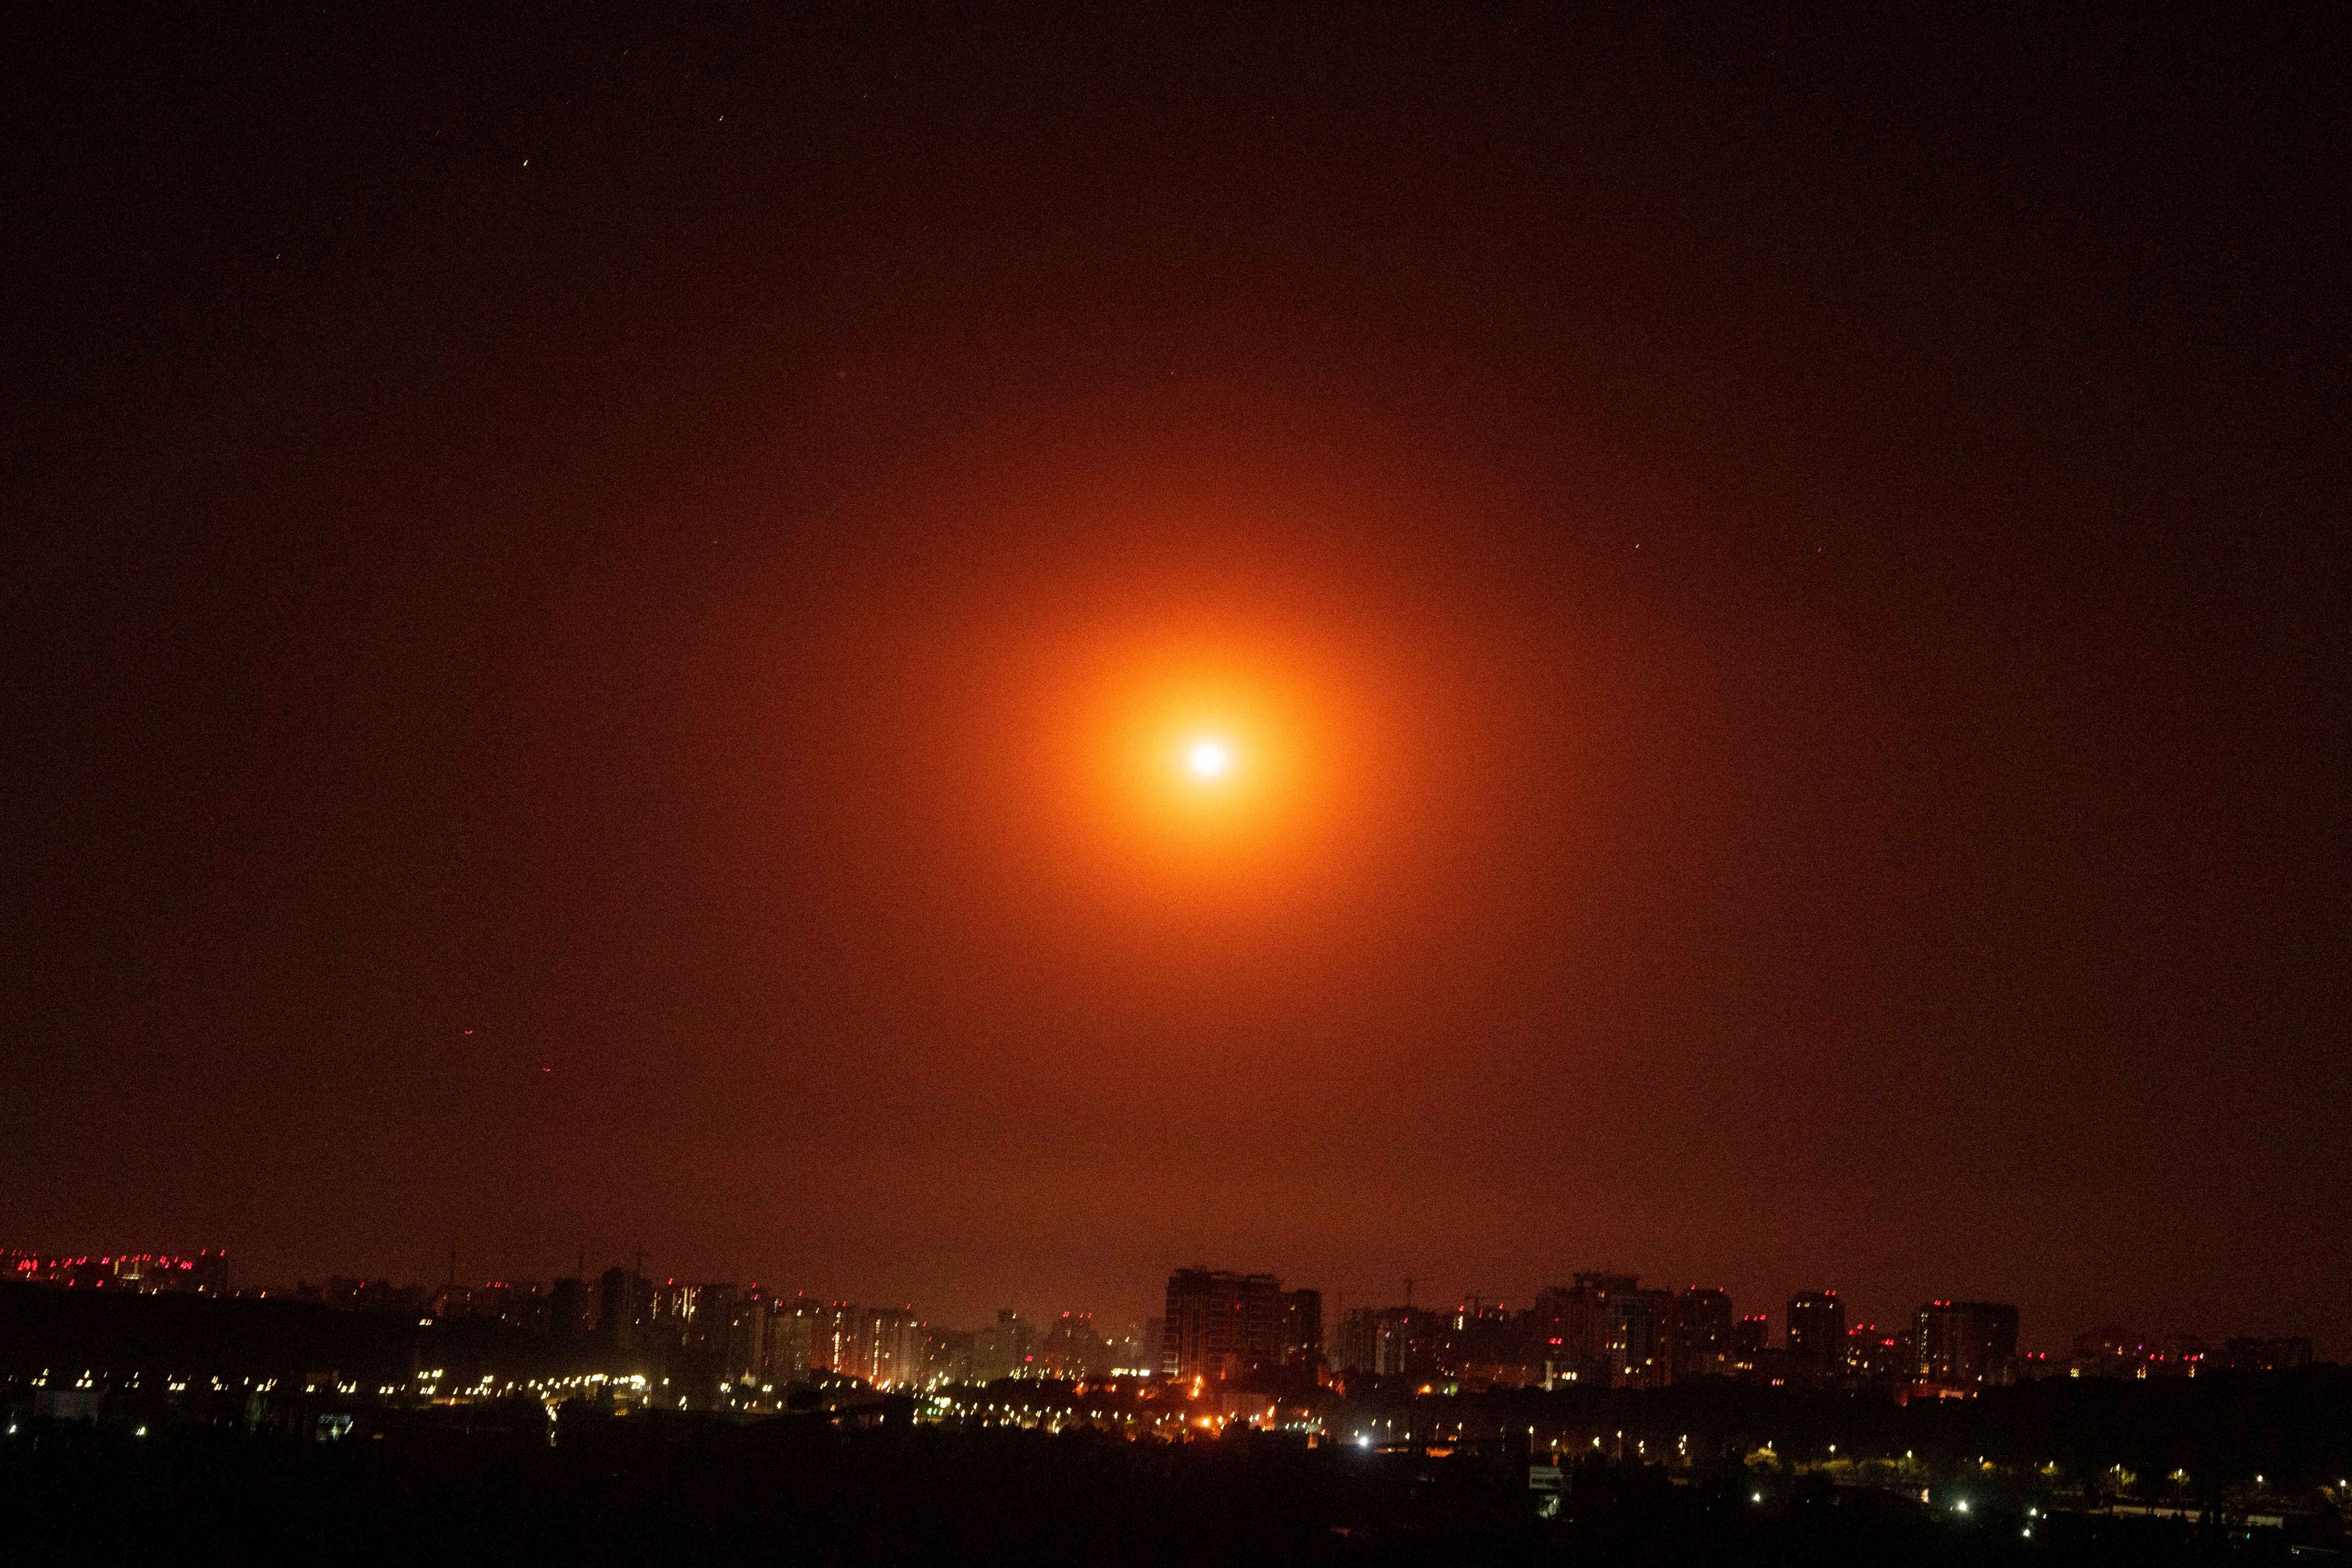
[
  {"xmin": 795, "ymin": 1300, "xmax": 921, "ymax": 1385},
  {"xmin": 1529, "ymin": 1286, "xmax": 1577, "ymax": 1381},
  {"xmin": 736, "ymin": 1292, "xmax": 771, "ymax": 1380},
  {"xmin": 1433, "ymin": 1298, "xmax": 1535, "ymax": 1385},
  {"xmin": 596, "ymin": 1270, "xmax": 622, "ymax": 1330},
  {"xmin": 1278, "ymin": 1288, "xmax": 1323, "ymax": 1368},
  {"xmin": 1038, "ymin": 1311, "xmax": 1109, "ymax": 1379},
  {"xmin": 688, "ymin": 1286, "xmax": 771, "ymax": 1383},
  {"xmin": 767, "ymin": 1297, "xmax": 820, "ymax": 1381},
  {"xmin": 1730, "ymin": 1313, "xmax": 1770, "ymax": 1368},
  {"xmin": 2222, "ymin": 1336, "xmax": 2313, "ymax": 1371},
  {"xmin": 1532, "ymin": 1273, "xmax": 1640, "ymax": 1385},
  {"xmin": 1530, "ymin": 1274, "xmax": 1676, "ymax": 1387},
  {"xmin": 1340, "ymin": 1305, "xmax": 1439, "ymax": 1379},
  {"xmin": 1673, "ymin": 1287, "xmax": 1734, "ymax": 1379},
  {"xmin": 924, "ymin": 1325, "xmax": 976, "ymax": 1385},
  {"xmin": 856, "ymin": 1306, "xmax": 927, "ymax": 1387},
  {"xmin": 186, "ymin": 1249, "xmax": 231, "ymax": 1295},
  {"xmin": 975, "ymin": 1308, "xmax": 1035, "ymax": 1380},
  {"xmin": 646, "ymin": 1280, "xmax": 700, "ymax": 1350},
  {"xmin": 1163, "ymin": 1268, "xmax": 1283, "ymax": 1381},
  {"xmin": 1845, "ymin": 1322, "xmax": 1908, "ymax": 1380},
  {"xmin": 1915, "ymin": 1300, "xmax": 2019, "ymax": 1386},
  {"xmin": 662, "ymin": 1281, "xmax": 767, "ymax": 1385},
  {"xmin": 548, "ymin": 1275, "xmax": 586, "ymax": 1341},
  {"xmin": 1609, "ymin": 1287, "xmax": 1675, "ymax": 1388},
  {"xmin": 1786, "ymin": 1291, "xmax": 1846, "ymax": 1372},
  {"xmin": 689, "ymin": 1283, "xmax": 737, "ymax": 1357},
  {"xmin": 597, "ymin": 1265, "xmax": 654, "ymax": 1352}
]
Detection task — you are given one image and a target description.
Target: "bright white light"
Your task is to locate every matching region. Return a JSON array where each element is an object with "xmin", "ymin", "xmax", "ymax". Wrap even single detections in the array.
[{"xmin": 1185, "ymin": 739, "xmax": 1232, "ymax": 779}]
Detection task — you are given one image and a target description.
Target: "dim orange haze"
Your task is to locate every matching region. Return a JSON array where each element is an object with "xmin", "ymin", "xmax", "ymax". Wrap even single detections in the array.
[{"xmin": 7, "ymin": 4, "xmax": 2339, "ymax": 1357}]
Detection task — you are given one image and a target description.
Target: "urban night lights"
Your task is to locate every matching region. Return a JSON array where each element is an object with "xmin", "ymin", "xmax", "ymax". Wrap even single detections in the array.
[{"xmin": 4, "ymin": 1242, "xmax": 2343, "ymax": 1558}]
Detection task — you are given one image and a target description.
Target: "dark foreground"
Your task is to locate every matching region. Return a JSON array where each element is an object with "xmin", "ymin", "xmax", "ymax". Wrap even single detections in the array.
[{"xmin": 0, "ymin": 1412, "xmax": 2313, "ymax": 1567}]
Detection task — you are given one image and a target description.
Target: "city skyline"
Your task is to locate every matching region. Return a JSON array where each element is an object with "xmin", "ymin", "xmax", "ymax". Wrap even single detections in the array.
[
  {"xmin": 8, "ymin": 1241, "xmax": 2325, "ymax": 1400},
  {"xmin": 7, "ymin": 1238, "xmax": 2328, "ymax": 1370}
]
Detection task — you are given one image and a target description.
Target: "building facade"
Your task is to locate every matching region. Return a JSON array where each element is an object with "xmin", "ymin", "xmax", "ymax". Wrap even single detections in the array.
[
  {"xmin": 1786, "ymin": 1290, "xmax": 1847, "ymax": 1374},
  {"xmin": 1339, "ymin": 1305, "xmax": 1439, "ymax": 1379},
  {"xmin": 1163, "ymin": 1268, "xmax": 1284, "ymax": 1381},
  {"xmin": 1673, "ymin": 1287, "xmax": 1734, "ymax": 1379},
  {"xmin": 1915, "ymin": 1300, "xmax": 2019, "ymax": 1386},
  {"xmin": 1279, "ymin": 1288, "xmax": 1324, "ymax": 1368}
]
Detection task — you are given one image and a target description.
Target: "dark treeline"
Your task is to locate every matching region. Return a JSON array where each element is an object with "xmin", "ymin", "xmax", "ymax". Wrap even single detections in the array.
[
  {"xmin": 0, "ymin": 1413, "xmax": 2302, "ymax": 1567},
  {"xmin": 1376, "ymin": 1374, "xmax": 2352, "ymax": 1493}
]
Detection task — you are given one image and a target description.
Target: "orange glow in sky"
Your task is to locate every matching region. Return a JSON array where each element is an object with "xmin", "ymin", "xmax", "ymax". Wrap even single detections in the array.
[{"xmin": 1087, "ymin": 653, "xmax": 1334, "ymax": 884}]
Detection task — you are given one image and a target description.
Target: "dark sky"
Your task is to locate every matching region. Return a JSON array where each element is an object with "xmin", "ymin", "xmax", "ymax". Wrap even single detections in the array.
[{"xmin": 4, "ymin": 5, "xmax": 2346, "ymax": 1352}]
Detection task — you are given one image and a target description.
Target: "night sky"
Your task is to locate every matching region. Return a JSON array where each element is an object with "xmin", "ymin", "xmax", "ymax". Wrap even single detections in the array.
[{"xmin": 4, "ymin": 6, "xmax": 2346, "ymax": 1352}]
